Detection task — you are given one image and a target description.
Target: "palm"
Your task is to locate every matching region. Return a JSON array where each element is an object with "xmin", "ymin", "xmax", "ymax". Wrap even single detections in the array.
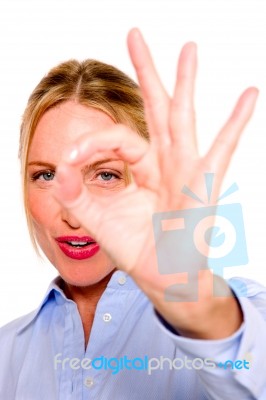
[{"xmin": 89, "ymin": 183, "xmax": 157, "ymax": 270}]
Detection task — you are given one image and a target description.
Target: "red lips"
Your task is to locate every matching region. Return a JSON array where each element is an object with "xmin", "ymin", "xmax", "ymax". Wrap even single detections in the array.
[{"xmin": 55, "ymin": 236, "xmax": 100, "ymax": 260}]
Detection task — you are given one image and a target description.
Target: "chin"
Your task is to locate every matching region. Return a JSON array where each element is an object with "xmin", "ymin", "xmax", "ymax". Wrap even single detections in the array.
[
  {"xmin": 42, "ymin": 245, "xmax": 115, "ymax": 287},
  {"xmin": 55, "ymin": 261, "xmax": 116, "ymax": 288}
]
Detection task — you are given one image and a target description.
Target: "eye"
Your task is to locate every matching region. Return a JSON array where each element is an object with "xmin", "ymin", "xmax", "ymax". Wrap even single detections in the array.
[
  {"xmin": 83, "ymin": 166, "xmax": 124, "ymax": 189},
  {"xmin": 98, "ymin": 172, "xmax": 117, "ymax": 181},
  {"xmin": 31, "ymin": 170, "xmax": 55, "ymax": 181},
  {"xmin": 41, "ymin": 171, "xmax": 55, "ymax": 181}
]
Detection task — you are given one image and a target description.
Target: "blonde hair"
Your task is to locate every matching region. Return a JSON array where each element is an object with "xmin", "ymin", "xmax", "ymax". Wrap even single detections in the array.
[{"xmin": 19, "ymin": 59, "xmax": 149, "ymax": 248}]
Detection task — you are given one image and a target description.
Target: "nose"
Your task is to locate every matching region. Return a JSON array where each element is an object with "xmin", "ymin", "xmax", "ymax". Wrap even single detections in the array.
[{"xmin": 61, "ymin": 207, "xmax": 81, "ymax": 229}]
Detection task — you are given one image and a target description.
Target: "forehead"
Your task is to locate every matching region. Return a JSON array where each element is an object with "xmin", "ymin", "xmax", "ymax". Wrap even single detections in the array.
[{"xmin": 28, "ymin": 101, "xmax": 115, "ymax": 162}]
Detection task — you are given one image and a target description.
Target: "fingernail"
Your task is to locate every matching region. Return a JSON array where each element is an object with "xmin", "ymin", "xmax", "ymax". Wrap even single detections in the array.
[{"xmin": 64, "ymin": 146, "xmax": 79, "ymax": 163}]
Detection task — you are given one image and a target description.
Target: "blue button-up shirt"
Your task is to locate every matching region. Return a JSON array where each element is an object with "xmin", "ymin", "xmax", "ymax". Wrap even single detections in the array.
[{"xmin": 0, "ymin": 271, "xmax": 266, "ymax": 399}]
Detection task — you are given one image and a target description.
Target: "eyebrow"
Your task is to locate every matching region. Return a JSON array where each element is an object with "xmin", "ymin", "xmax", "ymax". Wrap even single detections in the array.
[
  {"xmin": 82, "ymin": 158, "xmax": 124, "ymax": 175},
  {"xmin": 27, "ymin": 158, "xmax": 122, "ymax": 170},
  {"xmin": 27, "ymin": 161, "xmax": 56, "ymax": 169}
]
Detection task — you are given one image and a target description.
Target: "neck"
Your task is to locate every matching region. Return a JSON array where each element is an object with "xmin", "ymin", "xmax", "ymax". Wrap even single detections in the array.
[{"xmin": 60, "ymin": 270, "xmax": 115, "ymax": 347}]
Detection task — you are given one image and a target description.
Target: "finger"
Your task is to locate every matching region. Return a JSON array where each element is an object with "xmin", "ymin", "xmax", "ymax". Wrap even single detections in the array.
[
  {"xmin": 127, "ymin": 28, "xmax": 170, "ymax": 144},
  {"xmin": 205, "ymin": 87, "xmax": 259, "ymax": 177},
  {"xmin": 64, "ymin": 124, "xmax": 148, "ymax": 165},
  {"xmin": 170, "ymin": 42, "xmax": 198, "ymax": 154},
  {"xmin": 61, "ymin": 124, "xmax": 160, "ymax": 190},
  {"xmin": 53, "ymin": 164, "xmax": 104, "ymax": 236},
  {"xmin": 55, "ymin": 163, "xmax": 87, "ymax": 204}
]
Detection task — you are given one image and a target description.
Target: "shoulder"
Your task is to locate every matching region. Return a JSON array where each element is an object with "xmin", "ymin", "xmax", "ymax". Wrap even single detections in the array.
[
  {"xmin": 0, "ymin": 276, "xmax": 65, "ymax": 344},
  {"xmin": 0, "ymin": 308, "xmax": 38, "ymax": 342},
  {"xmin": 0, "ymin": 308, "xmax": 40, "ymax": 382},
  {"xmin": 228, "ymin": 276, "xmax": 266, "ymax": 319}
]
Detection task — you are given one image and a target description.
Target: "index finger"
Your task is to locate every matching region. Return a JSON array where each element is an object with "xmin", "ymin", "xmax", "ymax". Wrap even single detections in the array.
[{"xmin": 127, "ymin": 28, "xmax": 170, "ymax": 143}]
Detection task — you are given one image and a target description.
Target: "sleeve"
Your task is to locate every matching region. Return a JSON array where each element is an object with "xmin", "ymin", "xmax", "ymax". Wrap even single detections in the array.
[{"xmin": 154, "ymin": 277, "xmax": 266, "ymax": 400}]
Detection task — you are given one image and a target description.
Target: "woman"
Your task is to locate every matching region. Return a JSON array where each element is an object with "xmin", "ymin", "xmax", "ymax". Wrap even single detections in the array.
[{"xmin": 0, "ymin": 28, "xmax": 265, "ymax": 399}]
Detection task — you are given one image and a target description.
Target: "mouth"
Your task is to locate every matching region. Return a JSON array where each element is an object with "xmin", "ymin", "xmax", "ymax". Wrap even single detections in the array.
[
  {"xmin": 55, "ymin": 236, "xmax": 100, "ymax": 260},
  {"xmin": 65, "ymin": 240, "xmax": 95, "ymax": 248}
]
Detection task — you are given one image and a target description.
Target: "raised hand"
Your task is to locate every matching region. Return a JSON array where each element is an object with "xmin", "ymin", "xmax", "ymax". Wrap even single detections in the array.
[{"xmin": 54, "ymin": 28, "xmax": 258, "ymax": 338}]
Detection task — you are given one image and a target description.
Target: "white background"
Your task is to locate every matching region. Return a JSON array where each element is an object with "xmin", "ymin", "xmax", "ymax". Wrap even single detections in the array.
[{"xmin": 0, "ymin": 0, "xmax": 265, "ymax": 326}]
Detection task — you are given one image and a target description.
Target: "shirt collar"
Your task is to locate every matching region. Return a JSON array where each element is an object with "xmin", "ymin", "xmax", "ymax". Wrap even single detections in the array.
[{"xmin": 16, "ymin": 270, "xmax": 139, "ymax": 334}]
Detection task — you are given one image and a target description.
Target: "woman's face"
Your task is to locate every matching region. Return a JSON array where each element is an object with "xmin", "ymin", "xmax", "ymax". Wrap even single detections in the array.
[{"xmin": 27, "ymin": 100, "xmax": 127, "ymax": 287}]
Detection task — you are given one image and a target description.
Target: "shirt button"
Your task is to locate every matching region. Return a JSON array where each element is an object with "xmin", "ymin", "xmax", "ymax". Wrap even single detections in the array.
[
  {"xmin": 118, "ymin": 275, "xmax": 126, "ymax": 285},
  {"xmin": 84, "ymin": 377, "xmax": 94, "ymax": 388},
  {"xmin": 103, "ymin": 313, "xmax": 112, "ymax": 322}
]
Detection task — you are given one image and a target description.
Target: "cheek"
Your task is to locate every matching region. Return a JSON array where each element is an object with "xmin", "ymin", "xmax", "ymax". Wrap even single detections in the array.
[{"xmin": 27, "ymin": 188, "xmax": 59, "ymax": 230}]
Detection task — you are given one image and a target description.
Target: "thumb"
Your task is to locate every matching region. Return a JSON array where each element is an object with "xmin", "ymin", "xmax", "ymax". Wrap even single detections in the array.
[{"xmin": 53, "ymin": 163, "xmax": 102, "ymax": 233}]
